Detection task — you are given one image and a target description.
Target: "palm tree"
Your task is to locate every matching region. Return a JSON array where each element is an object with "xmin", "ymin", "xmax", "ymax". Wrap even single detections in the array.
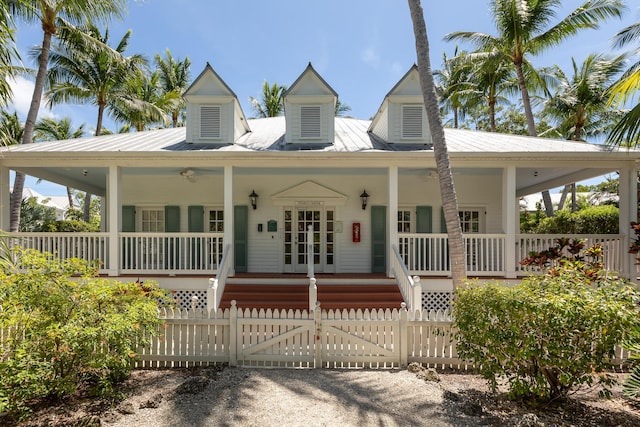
[
  {"xmin": 0, "ymin": 111, "xmax": 27, "ymax": 227},
  {"xmin": 0, "ymin": 5, "xmax": 19, "ymax": 108},
  {"xmin": 335, "ymin": 99, "xmax": 352, "ymax": 117},
  {"xmin": 544, "ymin": 54, "xmax": 624, "ymax": 142},
  {"xmin": 7, "ymin": 0, "xmax": 127, "ymax": 232},
  {"xmin": 608, "ymin": 21, "xmax": 640, "ymax": 146},
  {"xmin": 155, "ymin": 49, "xmax": 191, "ymax": 127},
  {"xmin": 250, "ymin": 81, "xmax": 286, "ymax": 118},
  {"xmin": 109, "ymin": 69, "xmax": 180, "ymax": 131},
  {"xmin": 46, "ymin": 24, "xmax": 144, "ymax": 222},
  {"xmin": 408, "ymin": 0, "xmax": 466, "ymax": 290},
  {"xmin": 468, "ymin": 56, "xmax": 518, "ymax": 132},
  {"xmin": 434, "ymin": 49, "xmax": 476, "ymax": 129},
  {"xmin": 446, "ymin": 0, "xmax": 623, "ymax": 215},
  {"xmin": 34, "ymin": 117, "xmax": 85, "ymax": 208}
]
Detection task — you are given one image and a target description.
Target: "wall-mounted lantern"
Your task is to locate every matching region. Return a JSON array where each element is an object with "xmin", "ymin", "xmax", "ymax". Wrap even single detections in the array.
[
  {"xmin": 249, "ymin": 189, "xmax": 259, "ymax": 210},
  {"xmin": 360, "ymin": 190, "xmax": 370, "ymax": 210}
]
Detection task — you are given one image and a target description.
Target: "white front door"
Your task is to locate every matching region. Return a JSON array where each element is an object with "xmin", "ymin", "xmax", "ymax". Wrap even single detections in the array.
[{"xmin": 283, "ymin": 207, "xmax": 335, "ymax": 273}]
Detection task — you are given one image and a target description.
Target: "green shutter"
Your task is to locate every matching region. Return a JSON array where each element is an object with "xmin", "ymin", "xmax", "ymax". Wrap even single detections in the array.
[
  {"xmin": 188, "ymin": 206, "xmax": 204, "ymax": 269},
  {"xmin": 164, "ymin": 206, "xmax": 180, "ymax": 269},
  {"xmin": 165, "ymin": 206, "xmax": 181, "ymax": 232},
  {"xmin": 121, "ymin": 206, "xmax": 136, "ymax": 268},
  {"xmin": 416, "ymin": 206, "xmax": 433, "ymax": 233},
  {"xmin": 234, "ymin": 205, "xmax": 248, "ymax": 273},
  {"xmin": 371, "ymin": 206, "xmax": 386, "ymax": 273},
  {"xmin": 188, "ymin": 205, "xmax": 204, "ymax": 232},
  {"xmin": 122, "ymin": 205, "xmax": 136, "ymax": 232}
]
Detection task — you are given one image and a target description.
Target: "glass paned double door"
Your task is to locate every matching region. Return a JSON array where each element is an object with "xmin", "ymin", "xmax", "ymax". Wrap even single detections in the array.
[{"xmin": 284, "ymin": 207, "xmax": 334, "ymax": 273}]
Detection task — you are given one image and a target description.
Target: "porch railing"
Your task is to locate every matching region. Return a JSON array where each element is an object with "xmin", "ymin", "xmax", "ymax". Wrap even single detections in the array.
[
  {"xmin": 120, "ymin": 232, "xmax": 224, "ymax": 274},
  {"xmin": 398, "ymin": 233, "xmax": 505, "ymax": 276},
  {"xmin": 398, "ymin": 233, "xmax": 623, "ymax": 276},
  {"xmin": 208, "ymin": 244, "xmax": 231, "ymax": 312},
  {"xmin": 390, "ymin": 244, "xmax": 422, "ymax": 311},
  {"xmin": 9, "ymin": 232, "xmax": 110, "ymax": 273},
  {"xmin": 516, "ymin": 234, "xmax": 624, "ymax": 274}
]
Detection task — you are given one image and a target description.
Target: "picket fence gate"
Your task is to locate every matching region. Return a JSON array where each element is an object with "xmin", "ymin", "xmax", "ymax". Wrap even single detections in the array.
[{"xmin": 135, "ymin": 301, "xmax": 462, "ymax": 369}]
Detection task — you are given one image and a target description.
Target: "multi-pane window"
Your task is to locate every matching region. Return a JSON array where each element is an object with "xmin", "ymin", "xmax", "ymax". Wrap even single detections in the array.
[
  {"xmin": 326, "ymin": 210, "xmax": 334, "ymax": 265},
  {"xmin": 397, "ymin": 210, "xmax": 411, "ymax": 232},
  {"xmin": 208, "ymin": 210, "xmax": 224, "ymax": 232},
  {"xmin": 141, "ymin": 209, "xmax": 164, "ymax": 232},
  {"xmin": 458, "ymin": 210, "xmax": 480, "ymax": 233}
]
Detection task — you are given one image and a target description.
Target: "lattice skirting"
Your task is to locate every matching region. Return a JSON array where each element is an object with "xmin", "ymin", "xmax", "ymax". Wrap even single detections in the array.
[
  {"xmin": 422, "ymin": 291, "xmax": 453, "ymax": 312},
  {"xmin": 170, "ymin": 290, "xmax": 208, "ymax": 310}
]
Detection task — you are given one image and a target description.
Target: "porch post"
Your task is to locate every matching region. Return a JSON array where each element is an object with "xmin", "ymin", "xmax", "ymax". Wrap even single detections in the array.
[
  {"xmin": 107, "ymin": 165, "xmax": 121, "ymax": 276},
  {"xmin": 502, "ymin": 166, "xmax": 517, "ymax": 278},
  {"xmin": 0, "ymin": 167, "xmax": 10, "ymax": 231},
  {"xmin": 619, "ymin": 166, "xmax": 637, "ymax": 279},
  {"xmin": 388, "ymin": 165, "xmax": 398, "ymax": 277},
  {"xmin": 224, "ymin": 165, "xmax": 234, "ymax": 275}
]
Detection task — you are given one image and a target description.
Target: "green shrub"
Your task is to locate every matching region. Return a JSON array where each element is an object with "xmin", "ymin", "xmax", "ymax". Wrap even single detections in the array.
[
  {"xmin": 453, "ymin": 242, "xmax": 638, "ymax": 401},
  {"xmin": 0, "ymin": 248, "xmax": 170, "ymax": 419},
  {"xmin": 530, "ymin": 205, "xmax": 619, "ymax": 234}
]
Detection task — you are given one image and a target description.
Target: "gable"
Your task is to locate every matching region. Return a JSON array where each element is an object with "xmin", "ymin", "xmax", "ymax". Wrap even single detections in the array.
[
  {"xmin": 271, "ymin": 181, "xmax": 347, "ymax": 206},
  {"xmin": 284, "ymin": 63, "xmax": 337, "ymax": 145},
  {"xmin": 184, "ymin": 63, "xmax": 250, "ymax": 144},
  {"xmin": 368, "ymin": 65, "xmax": 431, "ymax": 145}
]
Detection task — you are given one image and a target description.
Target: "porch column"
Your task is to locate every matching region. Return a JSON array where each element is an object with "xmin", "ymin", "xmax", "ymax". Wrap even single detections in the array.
[
  {"xmin": 107, "ymin": 165, "xmax": 121, "ymax": 276},
  {"xmin": 502, "ymin": 166, "xmax": 517, "ymax": 278},
  {"xmin": 619, "ymin": 165, "xmax": 638, "ymax": 279},
  {"xmin": 387, "ymin": 165, "xmax": 398, "ymax": 277},
  {"xmin": 224, "ymin": 165, "xmax": 234, "ymax": 275},
  {"xmin": 0, "ymin": 167, "xmax": 10, "ymax": 231}
]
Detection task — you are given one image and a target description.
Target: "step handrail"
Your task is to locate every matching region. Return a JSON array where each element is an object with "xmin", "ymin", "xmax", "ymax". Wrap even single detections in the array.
[
  {"xmin": 207, "ymin": 243, "xmax": 231, "ymax": 312},
  {"xmin": 391, "ymin": 244, "xmax": 422, "ymax": 311}
]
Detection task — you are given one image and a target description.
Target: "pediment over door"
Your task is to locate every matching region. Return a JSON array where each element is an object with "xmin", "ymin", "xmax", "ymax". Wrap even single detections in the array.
[{"xmin": 271, "ymin": 180, "xmax": 347, "ymax": 206}]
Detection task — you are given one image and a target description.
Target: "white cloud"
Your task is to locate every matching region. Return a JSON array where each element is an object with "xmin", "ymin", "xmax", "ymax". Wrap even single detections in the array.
[
  {"xmin": 7, "ymin": 76, "xmax": 56, "ymax": 121},
  {"xmin": 361, "ymin": 47, "xmax": 381, "ymax": 67}
]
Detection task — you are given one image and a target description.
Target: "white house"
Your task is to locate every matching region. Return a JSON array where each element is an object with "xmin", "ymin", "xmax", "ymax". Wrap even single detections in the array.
[{"xmin": 1, "ymin": 63, "xmax": 638, "ymax": 310}]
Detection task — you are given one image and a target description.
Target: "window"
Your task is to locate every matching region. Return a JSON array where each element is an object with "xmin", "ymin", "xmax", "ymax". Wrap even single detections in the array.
[
  {"xmin": 141, "ymin": 209, "xmax": 164, "ymax": 232},
  {"xmin": 208, "ymin": 210, "xmax": 224, "ymax": 232},
  {"xmin": 402, "ymin": 105, "xmax": 423, "ymax": 138},
  {"xmin": 300, "ymin": 105, "xmax": 321, "ymax": 138},
  {"xmin": 458, "ymin": 209, "xmax": 481, "ymax": 233},
  {"xmin": 200, "ymin": 105, "xmax": 221, "ymax": 138},
  {"xmin": 397, "ymin": 210, "xmax": 411, "ymax": 232}
]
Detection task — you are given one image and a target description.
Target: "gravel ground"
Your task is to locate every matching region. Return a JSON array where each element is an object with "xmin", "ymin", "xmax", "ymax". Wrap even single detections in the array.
[{"xmin": 9, "ymin": 365, "xmax": 640, "ymax": 427}]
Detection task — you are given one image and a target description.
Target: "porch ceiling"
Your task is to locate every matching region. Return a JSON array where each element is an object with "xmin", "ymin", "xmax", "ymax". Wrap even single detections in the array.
[{"xmin": 14, "ymin": 164, "xmax": 619, "ymax": 198}]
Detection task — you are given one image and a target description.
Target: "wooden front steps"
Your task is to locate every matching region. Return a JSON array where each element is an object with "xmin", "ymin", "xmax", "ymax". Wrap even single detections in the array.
[{"xmin": 218, "ymin": 278, "xmax": 404, "ymax": 311}]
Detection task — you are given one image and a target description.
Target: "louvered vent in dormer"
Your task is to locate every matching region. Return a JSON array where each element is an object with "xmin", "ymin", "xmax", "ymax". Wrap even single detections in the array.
[
  {"xmin": 402, "ymin": 105, "xmax": 423, "ymax": 139},
  {"xmin": 300, "ymin": 105, "xmax": 321, "ymax": 138},
  {"xmin": 200, "ymin": 105, "xmax": 221, "ymax": 139}
]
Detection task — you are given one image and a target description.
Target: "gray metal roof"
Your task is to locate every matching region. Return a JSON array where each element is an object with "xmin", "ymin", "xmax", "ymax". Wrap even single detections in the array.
[{"xmin": 0, "ymin": 116, "xmax": 628, "ymax": 156}]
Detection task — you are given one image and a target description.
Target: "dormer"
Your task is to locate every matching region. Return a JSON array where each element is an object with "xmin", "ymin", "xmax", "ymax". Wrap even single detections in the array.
[
  {"xmin": 368, "ymin": 65, "xmax": 432, "ymax": 146},
  {"xmin": 183, "ymin": 63, "xmax": 250, "ymax": 144},
  {"xmin": 283, "ymin": 63, "xmax": 337, "ymax": 145}
]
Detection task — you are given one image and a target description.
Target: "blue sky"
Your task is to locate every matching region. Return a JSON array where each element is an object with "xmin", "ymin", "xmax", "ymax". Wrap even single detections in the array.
[{"xmin": 8, "ymin": 0, "xmax": 639, "ymax": 195}]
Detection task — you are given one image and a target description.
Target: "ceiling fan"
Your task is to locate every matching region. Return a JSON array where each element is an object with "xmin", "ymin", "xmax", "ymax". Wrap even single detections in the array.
[{"xmin": 180, "ymin": 169, "xmax": 196, "ymax": 182}]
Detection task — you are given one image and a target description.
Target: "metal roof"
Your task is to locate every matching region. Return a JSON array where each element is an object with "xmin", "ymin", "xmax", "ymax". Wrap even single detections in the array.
[{"xmin": 0, "ymin": 117, "xmax": 625, "ymax": 157}]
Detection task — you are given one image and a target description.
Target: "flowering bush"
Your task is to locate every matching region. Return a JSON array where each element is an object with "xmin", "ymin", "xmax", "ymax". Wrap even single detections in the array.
[{"xmin": 0, "ymin": 248, "xmax": 170, "ymax": 419}]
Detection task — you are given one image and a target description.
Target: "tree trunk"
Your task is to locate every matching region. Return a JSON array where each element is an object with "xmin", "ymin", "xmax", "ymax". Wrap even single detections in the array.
[
  {"xmin": 9, "ymin": 29, "xmax": 53, "ymax": 232},
  {"xmin": 66, "ymin": 187, "xmax": 74, "ymax": 215},
  {"xmin": 83, "ymin": 194, "xmax": 91, "ymax": 223},
  {"xmin": 453, "ymin": 108, "xmax": 458, "ymax": 129},
  {"xmin": 515, "ymin": 61, "xmax": 554, "ymax": 216},
  {"xmin": 408, "ymin": 0, "xmax": 466, "ymax": 290},
  {"xmin": 489, "ymin": 98, "xmax": 496, "ymax": 132}
]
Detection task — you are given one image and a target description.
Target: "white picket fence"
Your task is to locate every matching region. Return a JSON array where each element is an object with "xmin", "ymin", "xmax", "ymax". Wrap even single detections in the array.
[{"xmin": 136, "ymin": 302, "xmax": 461, "ymax": 369}]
